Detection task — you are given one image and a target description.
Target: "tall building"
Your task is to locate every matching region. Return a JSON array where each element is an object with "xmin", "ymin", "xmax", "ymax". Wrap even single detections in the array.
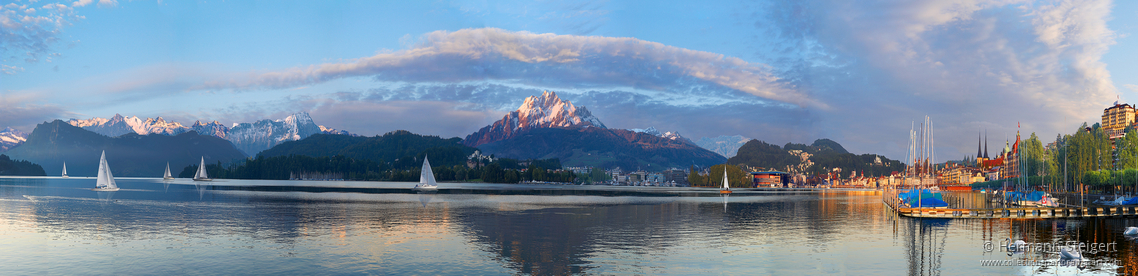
[{"xmin": 1102, "ymin": 102, "xmax": 1135, "ymax": 139}]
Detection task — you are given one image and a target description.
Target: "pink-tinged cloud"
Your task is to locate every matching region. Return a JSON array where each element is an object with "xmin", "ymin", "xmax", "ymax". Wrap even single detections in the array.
[
  {"xmin": 749, "ymin": 0, "xmax": 1117, "ymax": 159},
  {"xmin": 198, "ymin": 28, "xmax": 822, "ymax": 108}
]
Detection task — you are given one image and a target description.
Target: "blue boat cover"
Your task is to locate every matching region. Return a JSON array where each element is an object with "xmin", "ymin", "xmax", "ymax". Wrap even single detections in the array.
[
  {"xmin": 912, "ymin": 197, "xmax": 949, "ymax": 208},
  {"xmin": 1124, "ymin": 197, "xmax": 1138, "ymax": 206},
  {"xmin": 900, "ymin": 189, "xmax": 945, "ymax": 207}
]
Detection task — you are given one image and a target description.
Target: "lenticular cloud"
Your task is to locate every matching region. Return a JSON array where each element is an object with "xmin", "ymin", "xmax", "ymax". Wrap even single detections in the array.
[{"xmin": 200, "ymin": 28, "xmax": 821, "ymax": 108}]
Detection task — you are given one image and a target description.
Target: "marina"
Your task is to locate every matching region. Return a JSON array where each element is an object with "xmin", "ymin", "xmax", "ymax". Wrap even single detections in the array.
[{"xmin": 885, "ymin": 189, "xmax": 1138, "ymax": 219}]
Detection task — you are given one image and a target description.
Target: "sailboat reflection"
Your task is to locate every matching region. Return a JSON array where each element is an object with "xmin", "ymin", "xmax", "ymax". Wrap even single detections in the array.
[
  {"xmin": 721, "ymin": 193, "xmax": 729, "ymax": 212},
  {"xmin": 419, "ymin": 193, "xmax": 434, "ymax": 207},
  {"xmin": 196, "ymin": 182, "xmax": 208, "ymax": 200},
  {"xmin": 96, "ymin": 190, "xmax": 116, "ymax": 204},
  {"xmin": 905, "ymin": 218, "xmax": 949, "ymax": 275}
]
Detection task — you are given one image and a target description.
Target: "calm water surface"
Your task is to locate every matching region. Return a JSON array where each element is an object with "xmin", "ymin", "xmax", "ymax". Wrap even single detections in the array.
[{"xmin": 1, "ymin": 177, "xmax": 1136, "ymax": 275}]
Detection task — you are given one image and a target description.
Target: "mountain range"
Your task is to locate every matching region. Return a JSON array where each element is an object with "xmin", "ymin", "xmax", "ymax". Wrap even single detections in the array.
[
  {"xmin": 629, "ymin": 127, "xmax": 693, "ymax": 144},
  {"xmin": 465, "ymin": 91, "xmax": 725, "ymax": 169},
  {"xmin": 66, "ymin": 112, "xmax": 349, "ymax": 156},
  {"xmin": 694, "ymin": 135, "xmax": 752, "ymax": 158},
  {"xmin": 4, "ymin": 120, "xmax": 247, "ymax": 177},
  {"xmin": 0, "ymin": 127, "xmax": 27, "ymax": 152}
]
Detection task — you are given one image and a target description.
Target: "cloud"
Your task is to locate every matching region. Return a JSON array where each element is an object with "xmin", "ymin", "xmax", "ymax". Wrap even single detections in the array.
[
  {"xmin": 742, "ymin": 0, "xmax": 1117, "ymax": 160},
  {"xmin": 198, "ymin": 28, "xmax": 821, "ymax": 108},
  {"xmin": 0, "ymin": 1, "xmax": 108, "ymax": 74},
  {"xmin": 0, "ymin": 92, "xmax": 73, "ymax": 132},
  {"xmin": 71, "ymin": 0, "xmax": 115, "ymax": 8},
  {"xmin": 1, "ymin": 64, "xmax": 24, "ymax": 75},
  {"xmin": 1126, "ymin": 84, "xmax": 1138, "ymax": 93}
]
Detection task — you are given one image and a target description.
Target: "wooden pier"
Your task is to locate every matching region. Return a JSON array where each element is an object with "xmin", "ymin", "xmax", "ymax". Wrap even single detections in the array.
[{"xmin": 883, "ymin": 190, "xmax": 1138, "ymax": 219}]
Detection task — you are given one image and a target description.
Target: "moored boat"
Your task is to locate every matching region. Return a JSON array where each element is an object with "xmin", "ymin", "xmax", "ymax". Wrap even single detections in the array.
[{"xmin": 719, "ymin": 167, "xmax": 732, "ymax": 194}]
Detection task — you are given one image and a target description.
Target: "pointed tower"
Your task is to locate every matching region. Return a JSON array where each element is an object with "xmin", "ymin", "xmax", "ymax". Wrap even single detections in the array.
[
  {"xmin": 977, "ymin": 131, "xmax": 983, "ymax": 159},
  {"xmin": 984, "ymin": 130, "xmax": 989, "ymax": 159}
]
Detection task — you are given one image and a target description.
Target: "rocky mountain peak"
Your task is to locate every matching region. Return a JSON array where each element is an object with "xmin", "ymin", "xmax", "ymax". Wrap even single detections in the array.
[{"xmin": 463, "ymin": 91, "xmax": 606, "ymax": 147}]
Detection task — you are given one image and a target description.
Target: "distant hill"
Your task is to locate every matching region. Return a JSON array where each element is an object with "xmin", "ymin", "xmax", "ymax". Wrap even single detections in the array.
[
  {"xmin": 0, "ymin": 154, "xmax": 45, "ymax": 176},
  {"xmin": 728, "ymin": 138, "xmax": 903, "ymax": 177},
  {"xmin": 5, "ymin": 120, "xmax": 247, "ymax": 177},
  {"xmin": 257, "ymin": 130, "xmax": 478, "ymax": 169},
  {"xmin": 477, "ymin": 127, "xmax": 726, "ymax": 170}
]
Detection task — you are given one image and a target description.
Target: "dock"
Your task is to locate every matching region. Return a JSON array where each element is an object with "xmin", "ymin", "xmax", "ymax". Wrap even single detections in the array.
[{"xmin": 883, "ymin": 189, "xmax": 1138, "ymax": 219}]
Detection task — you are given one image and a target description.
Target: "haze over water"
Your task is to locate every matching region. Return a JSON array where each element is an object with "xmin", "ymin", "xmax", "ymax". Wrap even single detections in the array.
[{"xmin": 0, "ymin": 177, "xmax": 1135, "ymax": 275}]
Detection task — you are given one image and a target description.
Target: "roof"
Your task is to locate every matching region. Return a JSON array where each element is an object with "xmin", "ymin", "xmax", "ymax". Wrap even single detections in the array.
[{"xmin": 750, "ymin": 171, "xmax": 789, "ymax": 175}]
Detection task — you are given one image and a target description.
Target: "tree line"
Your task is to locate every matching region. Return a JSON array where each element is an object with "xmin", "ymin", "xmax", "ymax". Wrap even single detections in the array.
[
  {"xmin": 178, "ymin": 154, "xmax": 573, "ymax": 184},
  {"xmin": 0, "ymin": 154, "xmax": 45, "ymax": 176},
  {"xmin": 688, "ymin": 164, "xmax": 750, "ymax": 188}
]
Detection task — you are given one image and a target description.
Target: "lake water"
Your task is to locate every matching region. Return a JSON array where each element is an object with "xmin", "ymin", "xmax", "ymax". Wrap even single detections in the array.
[{"xmin": 0, "ymin": 177, "xmax": 1135, "ymax": 275}]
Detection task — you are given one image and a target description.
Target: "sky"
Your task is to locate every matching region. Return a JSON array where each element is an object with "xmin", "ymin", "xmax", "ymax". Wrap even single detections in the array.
[{"xmin": 2, "ymin": 0, "xmax": 1137, "ymax": 163}]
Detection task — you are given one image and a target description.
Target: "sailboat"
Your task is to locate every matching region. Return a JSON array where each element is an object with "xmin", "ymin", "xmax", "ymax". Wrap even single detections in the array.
[
  {"xmin": 61, "ymin": 162, "xmax": 68, "ymax": 178},
  {"xmin": 719, "ymin": 167, "xmax": 732, "ymax": 194},
  {"xmin": 93, "ymin": 151, "xmax": 120, "ymax": 192},
  {"xmin": 413, "ymin": 156, "xmax": 438, "ymax": 192},
  {"xmin": 163, "ymin": 162, "xmax": 174, "ymax": 180},
  {"xmin": 192, "ymin": 157, "xmax": 212, "ymax": 181}
]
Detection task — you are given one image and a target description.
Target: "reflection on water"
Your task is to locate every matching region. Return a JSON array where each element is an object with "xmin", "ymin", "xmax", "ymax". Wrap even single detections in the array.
[{"xmin": 0, "ymin": 178, "xmax": 1135, "ymax": 274}]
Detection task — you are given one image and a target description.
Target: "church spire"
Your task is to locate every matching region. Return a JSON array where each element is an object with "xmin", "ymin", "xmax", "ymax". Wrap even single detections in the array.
[
  {"xmin": 977, "ymin": 131, "xmax": 982, "ymax": 159},
  {"xmin": 984, "ymin": 130, "xmax": 989, "ymax": 159}
]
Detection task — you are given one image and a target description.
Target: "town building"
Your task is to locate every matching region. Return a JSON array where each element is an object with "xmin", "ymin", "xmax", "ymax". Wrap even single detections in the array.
[
  {"xmin": 750, "ymin": 171, "xmax": 789, "ymax": 187},
  {"xmin": 1102, "ymin": 102, "xmax": 1135, "ymax": 139}
]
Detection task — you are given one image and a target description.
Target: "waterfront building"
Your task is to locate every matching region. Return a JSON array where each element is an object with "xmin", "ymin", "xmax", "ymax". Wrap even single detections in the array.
[
  {"xmin": 1102, "ymin": 102, "xmax": 1134, "ymax": 139},
  {"xmin": 661, "ymin": 169, "xmax": 689, "ymax": 186},
  {"xmin": 997, "ymin": 134, "xmax": 1020, "ymax": 180},
  {"xmin": 750, "ymin": 171, "xmax": 789, "ymax": 187}
]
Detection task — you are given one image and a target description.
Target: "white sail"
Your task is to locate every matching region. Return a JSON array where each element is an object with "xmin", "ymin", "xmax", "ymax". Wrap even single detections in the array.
[
  {"xmin": 62, "ymin": 163, "xmax": 68, "ymax": 178},
  {"xmin": 95, "ymin": 151, "xmax": 118, "ymax": 190},
  {"xmin": 164, "ymin": 162, "xmax": 173, "ymax": 179},
  {"xmin": 721, "ymin": 167, "xmax": 730, "ymax": 191},
  {"xmin": 194, "ymin": 157, "xmax": 210, "ymax": 180},
  {"xmin": 417, "ymin": 156, "xmax": 437, "ymax": 188}
]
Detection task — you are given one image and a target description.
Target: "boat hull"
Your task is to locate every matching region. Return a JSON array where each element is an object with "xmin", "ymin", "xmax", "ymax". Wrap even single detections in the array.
[
  {"xmin": 413, "ymin": 186, "xmax": 438, "ymax": 193},
  {"xmin": 92, "ymin": 188, "xmax": 120, "ymax": 192},
  {"xmin": 193, "ymin": 178, "xmax": 212, "ymax": 182},
  {"xmin": 719, "ymin": 190, "xmax": 732, "ymax": 194}
]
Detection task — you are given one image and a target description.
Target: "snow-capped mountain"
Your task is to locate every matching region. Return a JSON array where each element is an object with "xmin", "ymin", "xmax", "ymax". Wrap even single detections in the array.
[
  {"xmin": 69, "ymin": 114, "xmax": 148, "ymax": 137},
  {"xmin": 191, "ymin": 120, "xmax": 229, "ymax": 138},
  {"xmin": 69, "ymin": 114, "xmax": 192, "ymax": 136},
  {"xmin": 319, "ymin": 125, "xmax": 350, "ymax": 135},
  {"xmin": 695, "ymin": 135, "xmax": 752, "ymax": 158},
  {"xmin": 629, "ymin": 127, "xmax": 693, "ymax": 144},
  {"xmin": 227, "ymin": 112, "xmax": 324, "ymax": 156},
  {"xmin": 0, "ymin": 127, "xmax": 28, "ymax": 152},
  {"xmin": 65, "ymin": 112, "xmax": 350, "ymax": 156},
  {"xmin": 464, "ymin": 91, "xmax": 606, "ymax": 147},
  {"xmin": 629, "ymin": 127, "xmax": 662, "ymax": 136}
]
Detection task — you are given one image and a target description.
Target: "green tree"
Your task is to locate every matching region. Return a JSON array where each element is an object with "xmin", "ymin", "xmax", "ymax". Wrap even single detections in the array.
[
  {"xmin": 706, "ymin": 164, "xmax": 749, "ymax": 188},
  {"xmin": 688, "ymin": 165, "xmax": 705, "ymax": 187}
]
